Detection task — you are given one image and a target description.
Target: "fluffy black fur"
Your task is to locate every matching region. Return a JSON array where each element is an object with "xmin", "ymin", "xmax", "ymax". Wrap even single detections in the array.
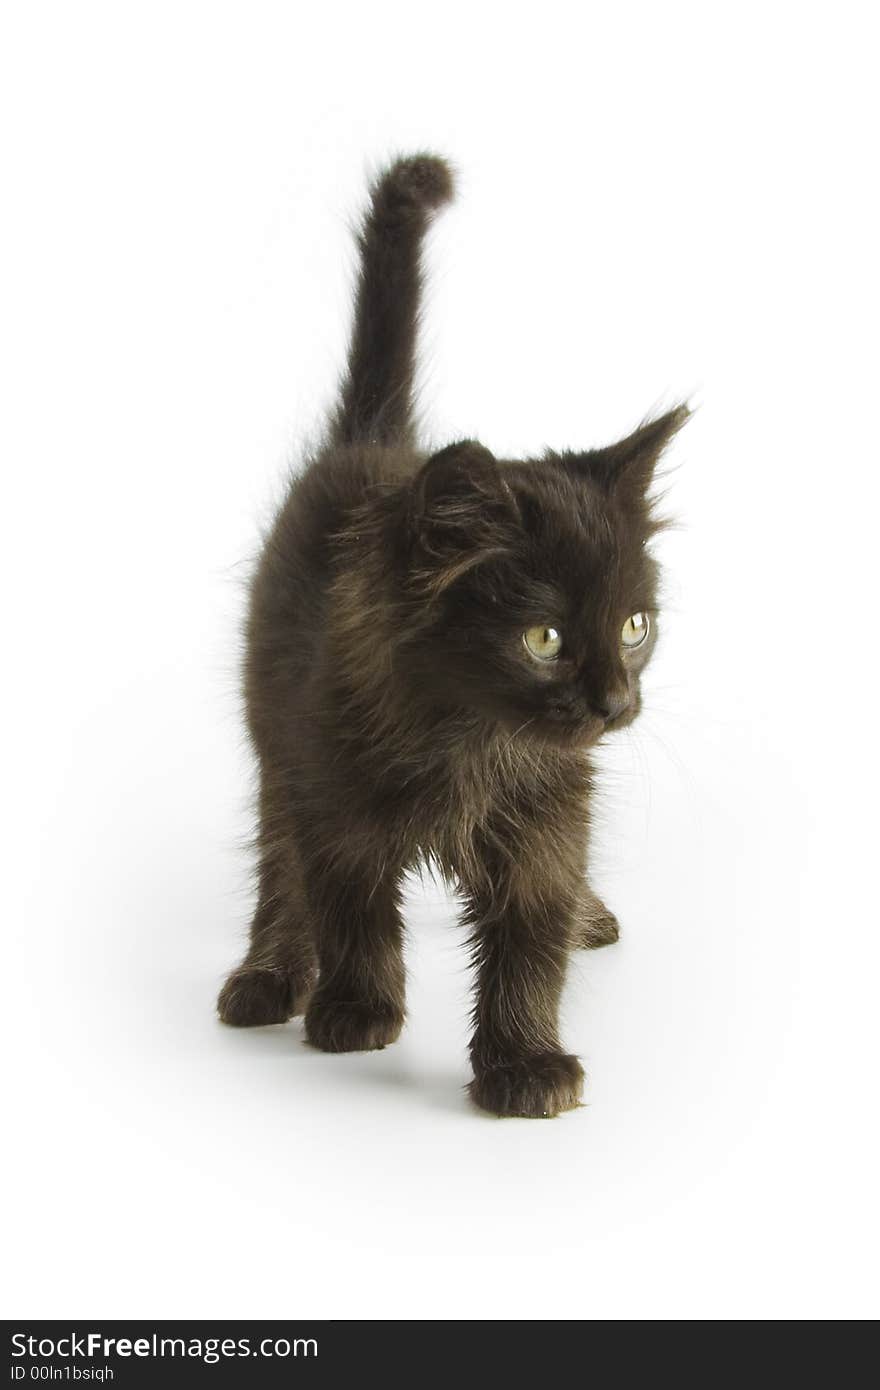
[{"xmin": 218, "ymin": 154, "xmax": 687, "ymax": 1118}]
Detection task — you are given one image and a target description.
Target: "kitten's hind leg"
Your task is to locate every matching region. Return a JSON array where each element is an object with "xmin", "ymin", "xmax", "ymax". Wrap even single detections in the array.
[
  {"xmin": 574, "ymin": 884, "xmax": 620, "ymax": 950},
  {"xmin": 218, "ymin": 835, "xmax": 316, "ymax": 1028}
]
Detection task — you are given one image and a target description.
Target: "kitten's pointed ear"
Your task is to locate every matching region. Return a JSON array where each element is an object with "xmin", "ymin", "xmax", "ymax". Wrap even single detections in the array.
[
  {"xmin": 412, "ymin": 441, "xmax": 501, "ymax": 518},
  {"xmin": 409, "ymin": 441, "xmax": 518, "ymax": 589},
  {"xmin": 592, "ymin": 405, "xmax": 689, "ymax": 499}
]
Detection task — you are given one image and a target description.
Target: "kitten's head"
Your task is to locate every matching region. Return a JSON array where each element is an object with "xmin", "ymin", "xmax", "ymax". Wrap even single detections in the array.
[{"xmin": 399, "ymin": 407, "xmax": 687, "ymax": 747}]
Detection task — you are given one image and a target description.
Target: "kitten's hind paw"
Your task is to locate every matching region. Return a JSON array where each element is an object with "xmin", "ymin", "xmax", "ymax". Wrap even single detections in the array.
[
  {"xmin": 470, "ymin": 1052, "xmax": 585, "ymax": 1119},
  {"xmin": 304, "ymin": 997, "xmax": 403, "ymax": 1053},
  {"xmin": 217, "ymin": 966, "xmax": 309, "ymax": 1027}
]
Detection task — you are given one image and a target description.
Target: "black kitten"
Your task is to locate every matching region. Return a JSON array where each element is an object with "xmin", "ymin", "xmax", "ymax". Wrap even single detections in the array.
[{"xmin": 218, "ymin": 154, "xmax": 687, "ymax": 1118}]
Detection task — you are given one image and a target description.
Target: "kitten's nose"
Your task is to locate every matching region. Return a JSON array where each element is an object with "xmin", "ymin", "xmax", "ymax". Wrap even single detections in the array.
[{"xmin": 595, "ymin": 687, "xmax": 630, "ymax": 723}]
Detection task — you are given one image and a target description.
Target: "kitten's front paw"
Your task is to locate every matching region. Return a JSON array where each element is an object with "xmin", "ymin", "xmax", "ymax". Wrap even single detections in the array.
[
  {"xmin": 305, "ymin": 997, "xmax": 403, "ymax": 1053},
  {"xmin": 470, "ymin": 1052, "xmax": 584, "ymax": 1118},
  {"xmin": 217, "ymin": 967, "xmax": 308, "ymax": 1027}
]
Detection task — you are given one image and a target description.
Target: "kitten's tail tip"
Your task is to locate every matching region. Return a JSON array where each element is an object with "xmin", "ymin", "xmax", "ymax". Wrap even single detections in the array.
[{"xmin": 375, "ymin": 153, "xmax": 456, "ymax": 214}]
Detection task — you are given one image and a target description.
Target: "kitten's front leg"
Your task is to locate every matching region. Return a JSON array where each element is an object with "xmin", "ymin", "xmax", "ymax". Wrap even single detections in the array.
[
  {"xmin": 464, "ymin": 860, "xmax": 584, "ymax": 1118},
  {"xmin": 304, "ymin": 857, "xmax": 406, "ymax": 1054}
]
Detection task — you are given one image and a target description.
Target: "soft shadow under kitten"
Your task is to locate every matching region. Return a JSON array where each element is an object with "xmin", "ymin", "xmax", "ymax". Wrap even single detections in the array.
[{"xmin": 218, "ymin": 153, "xmax": 687, "ymax": 1118}]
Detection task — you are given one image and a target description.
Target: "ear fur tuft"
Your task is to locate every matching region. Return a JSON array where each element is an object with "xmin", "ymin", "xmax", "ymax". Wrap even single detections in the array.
[{"xmin": 596, "ymin": 404, "xmax": 690, "ymax": 496}]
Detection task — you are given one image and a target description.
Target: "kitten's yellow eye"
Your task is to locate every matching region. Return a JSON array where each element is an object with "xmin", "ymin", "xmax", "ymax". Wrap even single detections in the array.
[
  {"xmin": 621, "ymin": 612, "xmax": 650, "ymax": 649},
  {"xmin": 523, "ymin": 625, "xmax": 562, "ymax": 661}
]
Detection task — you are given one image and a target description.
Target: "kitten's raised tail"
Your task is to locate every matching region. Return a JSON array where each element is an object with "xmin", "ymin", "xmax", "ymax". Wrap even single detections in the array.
[{"xmin": 331, "ymin": 153, "xmax": 455, "ymax": 447}]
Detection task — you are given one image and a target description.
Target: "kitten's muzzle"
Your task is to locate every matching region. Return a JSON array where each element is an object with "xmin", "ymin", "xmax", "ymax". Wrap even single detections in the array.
[
  {"xmin": 549, "ymin": 685, "xmax": 630, "ymax": 728},
  {"xmin": 592, "ymin": 686, "xmax": 630, "ymax": 723}
]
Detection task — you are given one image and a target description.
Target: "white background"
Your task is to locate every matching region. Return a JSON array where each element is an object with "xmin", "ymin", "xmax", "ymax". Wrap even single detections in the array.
[{"xmin": 3, "ymin": 1, "xmax": 878, "ymax": 1320}]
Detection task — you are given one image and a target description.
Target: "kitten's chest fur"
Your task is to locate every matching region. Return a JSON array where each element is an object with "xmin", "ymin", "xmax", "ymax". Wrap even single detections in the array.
[{"xmin": 350, "ymin": 720, "xmax": 591, "ymax": 887}]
